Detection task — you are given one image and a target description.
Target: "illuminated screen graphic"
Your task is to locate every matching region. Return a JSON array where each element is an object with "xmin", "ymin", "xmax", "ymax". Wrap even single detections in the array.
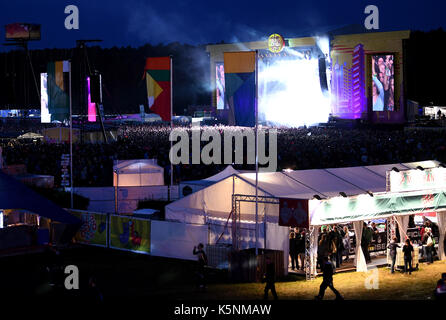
[
  {"xmin": 215, "ymin": 63, "xmax": 226, "ymax": 110},
  {"xmin": 87, "ymin": 77, "xmax": 97, "ymax": 122},
  {"xmin": 372, "ymin": 54, "xmax": 395, "ymax": 111},
  {"xmin": 40, "ymin": 73, "xmax": 50, "ymax": 123}
]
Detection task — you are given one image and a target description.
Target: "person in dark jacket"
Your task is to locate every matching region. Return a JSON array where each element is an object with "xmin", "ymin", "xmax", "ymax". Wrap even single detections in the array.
[
  {"xmin": 315, "ymin": 256, "xmax": 344, "ymax": 300},
  {"xmin": 402, "ymin": 239, "xmax": 414, "ymax": 274},
  {"xmin": 263, "ymin": 256, "xmax": 278, "ymax": 300},
  {"xmin": 333, "ymin": 226, "xmax": 344, "ymax": 267},
  {"xmin": 317, "ymin": 234, "xmax": 329, "ymax": 270},
  {"xmin": 289, "ymin": 232, "xmax": 298, "ymax": 270},
  {"xmin": 387, "ymin": 237, "xmax": 400, "ymax": 273},
  {"xmin": 297, "ymin": 231, "xmax": 306, "ymax": 270},
  {"xmin": 85, "ymin": 276, "xmax": 103, "ymax": 302},
  {"xmin": 362, "ymin": 222, "xmax": 373, "ymax": 263},
  {"xmin": 193, "ymin": 243, "xmax": 208, "ymax": 290},
  {"xmin": 434, "ymin": 273, "xmax": 446, "ymax": 300}
]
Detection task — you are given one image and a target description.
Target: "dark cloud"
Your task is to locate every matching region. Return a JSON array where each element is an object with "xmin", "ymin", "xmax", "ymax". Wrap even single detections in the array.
[{"xmin": 0, "ymin": 0, "xmax": 445, "ymax": 51}]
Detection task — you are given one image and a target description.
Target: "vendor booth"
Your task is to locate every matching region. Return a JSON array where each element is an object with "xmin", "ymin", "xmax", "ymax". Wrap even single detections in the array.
[
  {"xmin": 0, "ymin": 171, "xmax": 81, "ymax": 251},
  {"xmin": 165, "ymin": 160, "xmax": 446, "ymax": 279}
]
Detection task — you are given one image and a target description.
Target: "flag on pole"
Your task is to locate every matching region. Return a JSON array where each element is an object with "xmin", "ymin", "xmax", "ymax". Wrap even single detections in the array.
[
  {"xmin": 223, "ymin": 51, "xmax": 256, "ymax": 127},
  {"xmin": 47, "ymin": 61, "xmax": 70, "ymax": 122},
  {"xmin": 144, "ymin": 57, "xmax": 171, "ymax": 121}
]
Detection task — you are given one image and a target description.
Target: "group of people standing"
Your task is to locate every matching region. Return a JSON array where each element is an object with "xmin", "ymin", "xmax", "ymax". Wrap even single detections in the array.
[
  {"xmin": 387, "ymin": 220, "xmax": 438, "ymax": 275},
  {"xmin": 289, "ymin": 228, "xmax": 306, "ymax": 270},
  {"xmin": 317, "ymin": 225, "xmax": 351, "ymax": 271}
]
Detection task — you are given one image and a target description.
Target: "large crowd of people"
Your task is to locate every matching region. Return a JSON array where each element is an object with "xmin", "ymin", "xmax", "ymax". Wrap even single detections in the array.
[{"xmin": 1, "ymin": 121, "xmax": 446, "ymax": 187}]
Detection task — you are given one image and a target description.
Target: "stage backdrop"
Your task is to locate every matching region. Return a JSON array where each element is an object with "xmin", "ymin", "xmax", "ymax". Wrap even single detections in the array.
[{"xmin": 330, "ymin": 30, "xmax": 410, "ymax": 123}]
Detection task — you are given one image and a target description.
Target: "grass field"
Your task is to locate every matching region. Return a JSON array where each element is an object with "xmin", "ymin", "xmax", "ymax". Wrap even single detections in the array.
[
  {"xmin": 1, "ymin": 246, "xmax": 444, "ymax": 300},
  {"xmin": 199, "ymin": 262, "xmax": 446, "ymax": 300}
]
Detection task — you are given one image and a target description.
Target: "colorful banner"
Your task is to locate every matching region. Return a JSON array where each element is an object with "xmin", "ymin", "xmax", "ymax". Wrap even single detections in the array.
[
  {"xmin": 224, "ymin": 51, "xmax": 256, "ymax": 127},
  {"xmin": 144, "ymin": 57, "xmax": 171, "ymax": 121},
  {"xmin": 71, "ymin": 211, "xmax": 107, "ymax": 247},
  {"xmin": 278, "ymin": 198, "xmax": 309, "ymax": 228},
  {"xmin": 47, "ymin": 61, "xmax": 70, "ymax": 122},
  {"xmin": 110, "ymin": 215, "xmax": 151, "ymax": 254}
]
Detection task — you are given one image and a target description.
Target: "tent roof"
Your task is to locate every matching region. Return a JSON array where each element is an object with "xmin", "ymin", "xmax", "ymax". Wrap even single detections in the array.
[
  {"xmin": 0, "ymin": 171, "xmax": 81, "ymax": 224},
  {"xmin": 204, "ymin": 165, "xmax": 241, "ymax": 182},
  {"xmin": 17, "ymin": 132, "xmax": 44, "ymax": 139},
  {"xmin": 133, "ymin": 208, "xmax": 158, "ymax": 215},
  {"xmin": 113, "ymin": 159, "xmax": 163, "ymax": 174},
  {"xmin": 178, "ymin": 160, "xmax": 441, "ymax": 200}
]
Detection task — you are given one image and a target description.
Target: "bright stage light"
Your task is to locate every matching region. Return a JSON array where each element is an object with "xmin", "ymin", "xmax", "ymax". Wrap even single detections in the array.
[{"xmin": 258, "ymin": 51, "xmax": 331, "ymax": 127}]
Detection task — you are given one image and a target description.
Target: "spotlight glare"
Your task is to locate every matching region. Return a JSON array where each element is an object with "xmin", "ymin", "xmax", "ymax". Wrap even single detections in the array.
[{"xmin": 258, "ymin": 50, "xmax": 331, "ymax": 127}]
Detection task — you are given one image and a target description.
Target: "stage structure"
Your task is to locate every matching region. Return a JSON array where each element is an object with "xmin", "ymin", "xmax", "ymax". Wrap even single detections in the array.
[{"xmin": 206, "ymin": 30, "xmax": 410, "ymax": 126}]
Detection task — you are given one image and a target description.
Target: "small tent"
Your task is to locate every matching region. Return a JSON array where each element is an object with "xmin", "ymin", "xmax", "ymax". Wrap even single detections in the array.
[
  {"xmin": 17, "ymin": 132, "xmax": 44, "ymax": 140},
  {"xmin": 113, "ymin": 159, "xmax": 164, "ymax": 187}
]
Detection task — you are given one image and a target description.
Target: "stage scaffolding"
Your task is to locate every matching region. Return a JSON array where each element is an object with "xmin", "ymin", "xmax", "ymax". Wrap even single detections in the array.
[
  {"xmin": 231, "ymin": 194, "xmax": 279, "ymax": 251},
  {"xmin": 231, "ymin": 194, "xmax": 316, "ymax": 280}
]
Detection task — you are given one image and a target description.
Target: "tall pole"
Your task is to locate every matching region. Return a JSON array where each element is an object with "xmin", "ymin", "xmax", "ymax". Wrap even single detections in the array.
[
  {"xmin": 255, "ymin": 50, "xmax": 259, "ymax": 256},
  {"xmin": 170, "ymin": 56, "xmax": 174, "ymax": 200},
  {"xmin": 24, "ymin": 42, "xmax": 40, "ymax": 105},
  {"xmin": 69, "ymin": 60, "xmax": 74, "ymax": 209}
]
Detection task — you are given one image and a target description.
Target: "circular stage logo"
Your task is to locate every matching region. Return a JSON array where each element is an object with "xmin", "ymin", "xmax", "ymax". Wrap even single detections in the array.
[{"xmin": 268, "ymin": 34, "xmax": 285, "ymax": 53}]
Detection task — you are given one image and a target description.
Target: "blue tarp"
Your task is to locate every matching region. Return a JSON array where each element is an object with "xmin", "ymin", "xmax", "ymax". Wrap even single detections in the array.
[{"xmin": 0, "ymin": 171, "xmax": 81, "ymax": 225}]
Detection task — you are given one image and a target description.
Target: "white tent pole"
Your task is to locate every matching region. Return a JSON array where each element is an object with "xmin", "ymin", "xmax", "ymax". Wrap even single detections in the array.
[
  {"xmin": 69, "ymin": 60, "xmax": 73, "ymax": 209},
  {"xmin": 170, "ymin": 55, "xmax": 174, "ymax": 199},
  {"xmin": 255, "ymin": 50, "xmax": 259, "ymax": 256}
]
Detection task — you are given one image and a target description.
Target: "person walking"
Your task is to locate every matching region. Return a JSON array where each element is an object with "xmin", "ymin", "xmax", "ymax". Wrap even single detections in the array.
[
  {"xmin": 424, "ymin": 229, "xmax": 435, "ymax": 264},
  {"xmin": 361, "ymin": 222, "xmax": 373, "ymax": 263},
  {"xmin": 402, "ymin": 239, "xmax": 414, "ymax": 275},
  {"xmin": 318, "ymin": 234, "xmax": 329, "ymax": 270},
  {"xmin": 263, "ymin": 256, "xmax": 278, "ymax": 300},
  {"xmin": 327, "ymin": 227, "xmax": 338, "ymax": 271},
  {"xmin": 387, "ymin": 237, "xmax": 400, "ymax": 273},
  {"xmin": 193, "ymin": 243, "xmax": 208, "ymax": 290},
  {"xmin": 334, "ymin": 226, "xmax": 344, "ymax": 267},
  {"xmin": 297, "ymin": 230, "xmax": 306, "ymax": 271},
  {"xmin": 289, "ymin": 232, "xmax": 298, "ymax": 270},
  {"xmin": 315, "ymin": 256, "xmax": 344, "ymax": 300},
  {"xmin": 342, "ymin": 226, "xmax": 351, "ymax": 262}
]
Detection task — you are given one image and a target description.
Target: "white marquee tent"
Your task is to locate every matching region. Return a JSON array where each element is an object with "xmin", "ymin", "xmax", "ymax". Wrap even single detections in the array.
[
  {"xmin": 166, "ymin": 160, "xmax": 446, "ymax": 275},
  {"xmin": 113, "ymin": 159, "xmax": 164, "ymax": 187}
]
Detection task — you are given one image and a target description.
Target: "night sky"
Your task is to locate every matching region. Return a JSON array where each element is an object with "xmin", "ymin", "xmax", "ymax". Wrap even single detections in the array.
[{"xmin": 0, "ymin": 0, "xmax": 445, "ymax": 50}]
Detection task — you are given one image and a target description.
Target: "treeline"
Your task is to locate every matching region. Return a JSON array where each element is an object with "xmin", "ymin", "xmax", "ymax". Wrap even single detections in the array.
[
  {"xmin": 405, "ymin": 28, "xmax": 446, "ymax": 105},
  {"xmin": 0, "ymin": 42, "xmax": 211, "ymax": 115}
]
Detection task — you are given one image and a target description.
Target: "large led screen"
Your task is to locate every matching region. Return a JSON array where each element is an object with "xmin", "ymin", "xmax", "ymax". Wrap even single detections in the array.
[
  {"xmin": 40, "ymin": 73, "xmax": 50, "ymax": 123},
  {"xmin": 215, "ymin": 63, "xmax": 226, "ymax": 110},
  {"xmin": 372, "ymin": 54, "xmax": 394, "ymax": 111}
]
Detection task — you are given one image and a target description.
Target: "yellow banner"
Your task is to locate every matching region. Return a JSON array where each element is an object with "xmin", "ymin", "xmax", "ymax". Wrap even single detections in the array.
[
  {"xmin": 110, "ymin": 215, "xmax": 151, "ymax": 254},
  {"xmin": 71, "ymin": 211, "xmax": 107, "ymax": 247}
]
